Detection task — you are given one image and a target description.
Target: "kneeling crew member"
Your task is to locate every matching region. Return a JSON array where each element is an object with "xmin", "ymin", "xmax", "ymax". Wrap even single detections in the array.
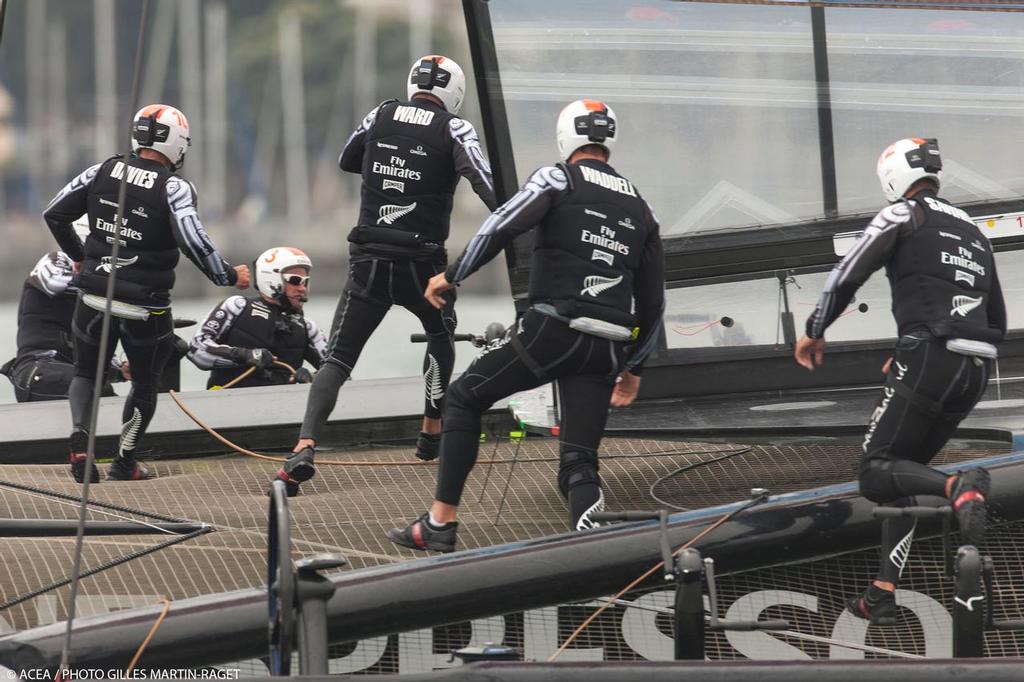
[
  {"xmin": 188, "ymin": 247, "xmax": 327, "ymax": 388},
  {"xmin": 795, "ymin": 137, "xmax": 1005, "ymax": 624},
  {"xmin": 389, "ymin": 99, "xmax": 665, "ymax": 552},
  {"xmin": 2, "ymin": 221, "xmax": 127, "ymax": 401}
]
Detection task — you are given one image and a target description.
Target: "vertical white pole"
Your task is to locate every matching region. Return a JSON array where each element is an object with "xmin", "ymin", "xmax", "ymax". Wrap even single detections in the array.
[
  {"xmin": 353, "ymin": 5, "xmax": 378, "ymax": 119},
  {"xmin": 178, "ymin": 0, "xmax": 203, "ymax": 184},
  {"xmin": 204, "ymin": 0, "xmax": 228, "ymax": 218},
  {"xmin": 140, "ymin": 0, "xmax": 177, "ymax": 106},
  {"xmin": 48, "ymin": 15, "xmax": 70, "ymax": 192},
  {"xmin": 94, "ymin": 0, "xmax": 117, "ymax": 159},
  {"xmin": 26, "ymin": 0, "xmax": 47, "ymax": 201},
  {"xmin": 409, "ymin": 0, "xmax": 433, "ymax": 63},
  {"xmin": 278, "ymin": 11, "xmax": 310, "ymax": 225}
]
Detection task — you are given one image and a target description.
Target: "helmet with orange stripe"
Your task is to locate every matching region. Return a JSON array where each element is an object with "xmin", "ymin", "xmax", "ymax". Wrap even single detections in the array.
[
  {"xmin": 407, "ymin": 55, "xmax": 466, "ymax": 115},
  {"xmin": 254, "ymin": 247, "xmax": 313, "ymax": 309},
  {"xmin": 877, "ymin": 137, "xmax": 942, "ymax": 203},
  {"xmin": 555, "ymin": 99, "xmax": 617, "ymax": 163},
  {"xmin": 131, "ymin": 104, "xmax": 191, "ymax": 171}
]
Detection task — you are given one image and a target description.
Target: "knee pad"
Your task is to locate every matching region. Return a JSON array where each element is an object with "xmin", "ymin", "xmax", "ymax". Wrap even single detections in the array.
[
  {"xmin": 558, "ymin": 449, "xmax": 600, "ymax": 498},
  {"xmin": 858, "ymin": 459, "xmax": 900, "ymax": 503},
  {"xmin": 22, "ymin": 360, "xmax": 75, "ymax": 402}
]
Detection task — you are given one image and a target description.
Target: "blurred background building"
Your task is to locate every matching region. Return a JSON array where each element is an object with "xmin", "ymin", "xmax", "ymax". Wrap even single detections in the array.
[{"xmin": 0, "ymin": 0, "xmax": 506, "ymax": 300}]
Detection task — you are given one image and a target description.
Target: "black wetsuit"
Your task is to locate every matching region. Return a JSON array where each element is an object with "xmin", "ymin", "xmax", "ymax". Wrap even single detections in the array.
[
  {"xmin": 806, "ymin": 190, "xmax": 1005, "ymax": 584},
  {"xmin": 435, "ymin": 159, "xmax": 665, "ymax": 530},
  {"xmin": 43, "ymin": 154, "xmax": 238, "ymax": 458},
  {"xmin": 188, "ymin": 295, "xmax": 327, "ymax": 389},
  {"xmin": 300, "ymin": 97, "xmax": 496, "ymax": 441}
]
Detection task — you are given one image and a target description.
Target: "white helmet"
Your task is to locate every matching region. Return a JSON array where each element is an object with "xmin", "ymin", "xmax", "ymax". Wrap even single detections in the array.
[
  {"xmin": 556, "ymin": 99, "xmax": 617, "ymax": 162},
  {"xmin": 407, "ymin": 55, "xmax": 466, "ymax": 115},
  {"xmin": 877, "ymin": 137, "xmax": 942, "ymax": 203},
  {"xmin": 255, "ymin": 247, "xmax": 312, "ymax": 305},
  {"xmin": 131, "ymin": 104, "xmax": 191, "ymax": 170}
]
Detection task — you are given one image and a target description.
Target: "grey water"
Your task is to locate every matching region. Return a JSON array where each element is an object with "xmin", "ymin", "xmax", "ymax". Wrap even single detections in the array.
[{"xmin": 0, "ymin": 294, "xmax": 515, "ymax": 405}]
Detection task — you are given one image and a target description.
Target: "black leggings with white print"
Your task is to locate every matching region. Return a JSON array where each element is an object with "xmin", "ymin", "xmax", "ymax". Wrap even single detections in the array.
[
  {"xmin": 858, "ymin": 332, "xmax": 990, "ymax": 584},
  {"xmin": 435, "ymin": 307, "xmax": 626, "ymax": 531},
  {"xmin": 299, "ymin": 256, "xmax": 456, "ymax": 442}
]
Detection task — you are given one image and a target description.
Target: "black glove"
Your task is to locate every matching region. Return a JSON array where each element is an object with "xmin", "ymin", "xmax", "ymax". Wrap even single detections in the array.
[
  {"xmin": 294, "ymin": 367, "xmax": 313, "ymax": 384},
  {"xmin": 231, "ymin": 347, "xmax": 274, "ymax": 369}
]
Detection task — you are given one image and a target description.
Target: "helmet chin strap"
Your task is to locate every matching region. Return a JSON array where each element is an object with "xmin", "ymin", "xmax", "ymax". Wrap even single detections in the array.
[{"xmin": 275, "ymin": 291, "xmax": 306, "ymax": 312}]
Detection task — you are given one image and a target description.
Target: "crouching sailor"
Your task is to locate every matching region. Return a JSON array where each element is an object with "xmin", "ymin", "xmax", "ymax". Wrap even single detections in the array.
[
  {"xmin": 795, "ymin": 138, "xmax": 1005, "ymax": 623},
  {"xmin": 188, "ymin": 247, "xmax": 327, "ymax": 389}
]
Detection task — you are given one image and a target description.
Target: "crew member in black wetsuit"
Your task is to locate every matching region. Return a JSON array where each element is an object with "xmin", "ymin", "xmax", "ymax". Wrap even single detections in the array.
[
  {"xmin": 188, "ymin": 247, "xmax": 327, "ymax": 389},
  {"xmin": 44, "ymin": 104, "xmax": 249, "ymax": 484},
  {"xmin": 388, "ymin": 99, "xmax": 665, "ymax": 552},
  {"xmin": 276, "ymin": 55, "xmax": 496, "ymax": 496},
  {"xmin": 1, "ymin": 220, "xmax": 127, "ymax": 401},
  {"xmin": 795, "ymin": 137, "xmax": 1005, "ymax": 624}
]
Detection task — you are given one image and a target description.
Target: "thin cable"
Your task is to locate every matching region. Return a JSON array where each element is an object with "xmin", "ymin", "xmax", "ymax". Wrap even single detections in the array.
[
  {"xmin": 493, "ymin": 435, "xmax": 523, "ymax": 525},
  {"xmin": 0, "ymin": 485, "xmax": 183, "ymax": 535},
  {"xmin": 126, "ymin": 597, "xmax": 172, "ymax": 673},
  {"xmin": 648, "ymin": 447, "xmax": 753, "ymax": 511},
  {"xmin": 60, "ymin": 3, "xmax": 150, "ymax": 674},
  {"xmin": 477, "ymin": 427, "xmax": 503, "ymax": 503},
  {"xmin": 548, "ymin": 494, "xmax": 767, "ymax": 661},
  {"xmin": 0, "ymin": 0, "xmax": 8, "ymax": 47},
  {"xmin": 0, "ymin": 479, "xmax": 192, "ymax": 524},
  {"xmin": 2, "ymin": 527, "xmax": 209, "ymax": 612}
]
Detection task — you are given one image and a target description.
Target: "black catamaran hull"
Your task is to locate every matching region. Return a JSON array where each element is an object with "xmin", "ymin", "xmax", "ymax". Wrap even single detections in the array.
[{"xmin": 3, "ymin": 452, "xmax": 1023, "ymax": 672}]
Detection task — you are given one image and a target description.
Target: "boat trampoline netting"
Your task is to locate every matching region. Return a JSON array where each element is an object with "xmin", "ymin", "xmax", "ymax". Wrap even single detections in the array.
[{"xmin": 0, "ymin": 437, "xmax": 1018, "ymax": 672}]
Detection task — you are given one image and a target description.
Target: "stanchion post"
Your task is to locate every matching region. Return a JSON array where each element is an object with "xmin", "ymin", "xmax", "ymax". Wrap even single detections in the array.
[{"xmin": 673, "ymin": 548, "xmax": 704, "ymax": 660}]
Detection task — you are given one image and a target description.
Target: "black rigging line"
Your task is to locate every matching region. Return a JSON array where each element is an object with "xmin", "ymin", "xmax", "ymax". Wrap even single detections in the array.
[{"xmin": 61, "ymin": 0, "xmax": 152, "ymax": 673}]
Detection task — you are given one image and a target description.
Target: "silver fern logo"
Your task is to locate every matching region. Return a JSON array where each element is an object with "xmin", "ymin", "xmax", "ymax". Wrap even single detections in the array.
[
  {"xmin": 424, "ymin": 353, "xmax": 444, "ymax": 408},
  {"xmin": 97, "ymin": 255, "xmax": 139, "ymax": 273},
  {"xmin": 575, "ymin": 490, "xmax": 606, "ymax": 531},
  {"xmin": 580, "ymin": 274, "xmax": 623, "ymax": 297},
  {"xmin": 119, "ymin": 407, "xmax": 143, "ymax": 456},
  {"xmin": 888, "ymin": 526, "xmax": 915, "ymax": 578},
  {"xmin": 377, "ymin": 202, "xmax": 417, "ymax": 225},
  {"xmin": 950, "ymin": 294, "xmax": 983, "ymax": 317}
]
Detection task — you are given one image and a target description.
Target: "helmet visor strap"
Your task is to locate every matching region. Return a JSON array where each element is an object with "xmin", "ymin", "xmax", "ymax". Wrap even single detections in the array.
[
  {"xmin": 905, "ymin": 138, "xmax": 942, "ymax": 173},
  {"xmin": 573, "ymin": 112, "xmax": 616, "ymax": 144},
  {"xmin": 413, "ymin": 58, "xmax": 451, "ymax": 90}
]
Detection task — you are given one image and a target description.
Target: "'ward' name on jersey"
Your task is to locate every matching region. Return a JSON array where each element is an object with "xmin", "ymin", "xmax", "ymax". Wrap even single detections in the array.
[
  {"xmin": 393, "ymin": 105, "xmax": 435, "ymax": 126},
  {"xmin": 111, "ymin": 161, "xmax": 159, "ymax": 189},
  {"xmin": 579, "ymin": 165, "xmax": 636, "ymax": 197}
]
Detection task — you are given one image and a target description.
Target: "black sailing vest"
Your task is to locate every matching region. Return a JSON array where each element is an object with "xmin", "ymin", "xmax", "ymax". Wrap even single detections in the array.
[
  {"xmin": 352, "ymin": 99, "xmax": 460, "ymax": 249},
  {"xmin": 78, "ymin": 155, "xmax": 180, "ymax": 307},
  {"xmin": 16, "ymin": 282, "xmax": 76, "ymax": 361},
  {"xmin": 528, "ymin": 160, "xmax": 655, "ymax": 328},
  {"xmin": 887, "ymin": 192, "xmax": 999, "ymax": 342},
  {"xmin": 207, "ymin": 297, "xmax": 309, "ymax": 389}
]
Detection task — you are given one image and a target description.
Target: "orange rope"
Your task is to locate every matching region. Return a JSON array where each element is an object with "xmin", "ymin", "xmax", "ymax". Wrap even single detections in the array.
[
  {"xmin": 168, "ymin": 387, "xmax": 515, "ymax": 467},
  {"xmin": 214, "ymin": 359, "xmax": 296, "ymax": 390},
  {"xmin": 547, "ymin": 509, "xmax": 740, "ymax": 661},
  {"xmin": 126, "ymin": 597, "xmax": 172, "ymax": 674}
]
